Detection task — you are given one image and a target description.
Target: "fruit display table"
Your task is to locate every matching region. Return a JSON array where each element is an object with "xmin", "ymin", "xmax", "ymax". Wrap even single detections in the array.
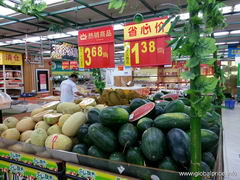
[{"xmin": 105, "ymin": 86, "xmax": 150, "ymax": 96}]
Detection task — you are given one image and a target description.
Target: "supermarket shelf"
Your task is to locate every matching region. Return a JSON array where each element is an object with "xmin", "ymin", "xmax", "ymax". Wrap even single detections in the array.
[
  {"xmin": 6, "ymin": 88, "xmax": 23, "ymax": 90},
  {"xmin": 0, "ymin": 77, "xmax": 22, "ymax": 80},
  {"xmin": 157, "ymin": 82, "xmax": 189, "ymax": 84},
  {"xmin": 5, "ymin": 70, "xmax": 22, "ymax": 72}
]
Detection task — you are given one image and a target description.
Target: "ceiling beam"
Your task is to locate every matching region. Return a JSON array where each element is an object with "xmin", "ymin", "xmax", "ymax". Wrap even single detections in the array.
[
  {"xmin": 138, "ymin": 0, "xmax": 155, "ymax": 12},
  {"xmin": 0, "ymin": 15, "xmax": 48, "ymax": 30},
  {"xmin": 74, "ymin": 0, "xmax": 113, "ymax": 20},
  {"xmin": 0, "ymin": 27, "xmax": 25, "ymax": 34}
]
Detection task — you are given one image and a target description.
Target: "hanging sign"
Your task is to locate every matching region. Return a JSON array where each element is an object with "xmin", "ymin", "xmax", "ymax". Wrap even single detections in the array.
[
  {"xmin": 124, "ymin": 17, "xmax": 171, "ymax": 67},
  {"xmin": 0, "ymin": 51, "xmax": 23, "ymax": 65},
  {"xmin": 228, "ymin": 44, "xmax": 240, "ymax": 57},
  {"xmin": 70, "ymin": 61, "xmax": 78, "ymax": 70},
  {"xmin": 78, "ymin": 26, "xmax": 115, "ymax": 69},
  {"xmin": 51, "ymin": 42, "xmax": 78, "ymax": 60},
  {"xmin": 62, "ymin": 61, "xmax": 70, "ymax": 70}
]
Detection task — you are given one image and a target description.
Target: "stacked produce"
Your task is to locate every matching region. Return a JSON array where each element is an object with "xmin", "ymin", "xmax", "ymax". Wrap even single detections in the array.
[{"xmin": 0, "ymin": 93, "xmax": 221, "ymax": 173}]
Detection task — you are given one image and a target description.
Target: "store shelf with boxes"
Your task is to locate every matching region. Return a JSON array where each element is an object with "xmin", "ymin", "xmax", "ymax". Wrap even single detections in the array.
[{"xmin": 0, "ymin": 51, "xmax": 24, "ymax": 99}]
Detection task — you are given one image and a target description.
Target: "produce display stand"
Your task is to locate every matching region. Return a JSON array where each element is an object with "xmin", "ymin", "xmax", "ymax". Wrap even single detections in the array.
[{"xmin": 0, "ymin": 140, "xmax": 64, "ymax": 180}]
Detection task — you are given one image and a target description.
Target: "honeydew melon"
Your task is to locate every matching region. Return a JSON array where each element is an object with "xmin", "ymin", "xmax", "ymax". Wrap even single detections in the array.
[
  {"xmin": 79, "ymin": 98, "xmax": 96, "ymax": 109},
  {"xmin": 1, "ymin": 128, "xmax": 20, "ymax": 141},
  {"xmin": 0, "ymin": 124, "xmax": 8, "ymax": 135},
  {"xmin": 41, "ymin": 101, "xmax": 60, "ymax": 110},
  {"xmin": 16, "ymin": 117, "xmax": 36, "ymax": 132},
  {"xmin": 58, "ymin": 114, "xmax": 71, "ymax": 128},
  {"xmin": 31, "ymin": 108, "xmax": 44, "ymax": 117},
  {"xmin": 30, "ymin": 128, "xmax": 48, "ymax": 147},
  {"xmin": 35, "ymin": 121, "xmax": 50, "ymax": 131},
  {"xmin": 32, "ymin": 110, "xmax": 54, "ymax": 122},
  {"xmin": 47, "ymin": 124, "xmax": 61, "ymax": 135},
  {"xmin": 20, "ymin": 130, "xmax": 33, "ymax": 142},
  {"xmin": 57, "ymin": 102, "xmax": 81, "ymax": 114}
]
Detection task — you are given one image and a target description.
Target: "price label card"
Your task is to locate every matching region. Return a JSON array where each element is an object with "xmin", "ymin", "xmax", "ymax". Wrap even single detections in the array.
[
  {"xmin": 124, "ymin": 17, "xmax": 171, "ymax": 67},
  {"xmin": 78, "ymin": 26, "xmax": 115, "ymax": 69}
]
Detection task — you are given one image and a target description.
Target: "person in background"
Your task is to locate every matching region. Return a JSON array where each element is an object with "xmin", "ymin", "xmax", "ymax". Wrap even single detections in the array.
[{"xmin": 60, "ymin": 74, "xmax": 84, "ymax": 102}]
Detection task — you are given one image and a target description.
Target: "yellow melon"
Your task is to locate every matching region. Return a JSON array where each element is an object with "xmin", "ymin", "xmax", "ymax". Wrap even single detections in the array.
[
  {"xmin": 3, "ymin": 117, "xmax": 19, "ymax": 128},
  {"xmin": 16, "ymin": 117, "xmax": 36, "ymax": 132},
  {"xmin": 45, "ymin": 134, "xmax": 72, "ymax": 151}
]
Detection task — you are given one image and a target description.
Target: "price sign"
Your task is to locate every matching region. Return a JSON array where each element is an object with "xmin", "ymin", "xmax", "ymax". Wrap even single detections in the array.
[
  {"xmin": 62, "ymin": 61, "xmax": 70, "ymax": 70},
  {"xmin": 78, "ymin": 26, "xmax": 115, "ymax": 69},
  {"xmin": 124, "ymin": 17, "xmax": 171, "ymax": 67},
  {"xmin": 0, "ymin": 51, "xmax": 23, "ymax": 65}
]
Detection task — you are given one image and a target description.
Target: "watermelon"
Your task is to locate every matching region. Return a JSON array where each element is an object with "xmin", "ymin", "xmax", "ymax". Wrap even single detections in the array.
[
  {"xmin": 109, "ymin": 152, "xmax": 126, "ymax": 162},
  {"xmin": 88, "ymin": 123, "xmax": 117, "ymax": 153},
  {"xmin": 137, "ymin": 117, "xmax": 153, "ymax": 132},
  {"xmin": 164, "ymin": 100, "xmax": 185, "ymax": 113},
  {"xmin": 116, "ymin": 105, "xmax": 132, "ymax": 114},
  {"xmin": 141, "ymin": 127, "xmax": 166, "ymax": 161},
  {"xmin": 201, "ymin": 129, "xmax": 218, "ymax": 152},
  {"xmin": 87, "ymin": 108, "xmax": 101, "ymax": 124},
  {"xmin": 100, "ymin": 107, "xmax": 129, "ymax": 126},
  {"xmin": 154, "ymin": 104, "xmax": 164, "ymax": 116},
  {"xmin": 156, "ymin": 101, "xmax": 170, "ymax": 109},
  {"xmin": 184, "ymin": 105, "xmax": 191, "ymax": 115},
  {"xmin": 88, "ymin": 146, "xmax": 107, "ymax": 158},
  {"xmin": 83, "ymin": 134, "xmax": 93, "ymax": 146},
  {"xmin": 158, "ymin": 157, "xmax": 178, "ymax": 171},
  {"xmin": 201, "ymin": 161, "xmax": 211, "ymax": 172},
  {"xmin": 161, "ymin": 94, "xmax": 179, "ymax": 101},
  {"xmin": 153, "ymin": 92, "xmax": 164, "ymax": 101},
  {"xmin": 167, "ymin": 128, "xmax": 190, "ymax": 165},
  {"xmin": 118, "ymin": 123, "xmax": 138, "ymax": 148},
  {"xmin": 129, "ymin": 102, "xmax": 155, "ymax": 122},
  {"xmin": 154, "ymin": 113, "xmax": 190, "ymax": 130},
  {"xmin": 130, "ymin": 98, "xmax": 147, "ymax": 111},
  {"xmin": 76, "ymin": 124, "xmax": 89, "ymax": 143},
  {"xmin": 72, "ymin": 144, "xmax": 88, "ymax": 155},
  {"xmin": 179, "ymin": 97, "xmax": 191, "ymax": 106},
  {"xmin": 126, "ymin": 147, "xmax": 145, "ymax": 165},
  {"xmin": 209, "ymin": 125, "xmax": 220, "ymax": 136},
  {"xmin": 202, "ymin": 152, "xmax": 215, "ymax": 169}
]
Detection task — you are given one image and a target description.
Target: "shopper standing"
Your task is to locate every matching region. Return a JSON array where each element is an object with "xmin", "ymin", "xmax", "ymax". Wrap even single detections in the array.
[{"xmin": 60, "ymin": 74, "xmax": 82, "ymax": 102}]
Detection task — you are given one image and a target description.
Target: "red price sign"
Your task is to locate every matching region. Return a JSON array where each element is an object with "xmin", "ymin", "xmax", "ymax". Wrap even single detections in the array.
[
  {"xmin": 124, "ymin": 17, "xmax": 171, "ymax": 67},
  {"xmin": 78, "ymin": 26, "xmax": 115, "ymax": 69},
  {"xmin": 62, "ymin": 61, "xmax": 70, "ymax": 70}
]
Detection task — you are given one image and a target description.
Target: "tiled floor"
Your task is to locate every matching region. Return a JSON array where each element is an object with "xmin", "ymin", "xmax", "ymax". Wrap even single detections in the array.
[{"xmin": 223, "ymin": 104, "xmax": 240, "ymax": 180}]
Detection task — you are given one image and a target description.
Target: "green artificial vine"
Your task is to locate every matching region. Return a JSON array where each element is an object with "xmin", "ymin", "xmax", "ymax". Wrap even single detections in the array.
[
  {"xmin": 17, "ymin": 0, "xmax": 47, "ymax": 14},
  {"xmin": 108, "ymin": 0, "xmax": 128, "ymax": 13},
  {"xmin": 92, "ymin": 69, "xmax": 105, "ymax": 95}
]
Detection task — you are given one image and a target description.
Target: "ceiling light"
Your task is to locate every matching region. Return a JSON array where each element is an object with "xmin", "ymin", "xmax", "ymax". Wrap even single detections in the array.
[
  {"xmin": 227, "ymin": 41, "xmax": 239, "ymax": 44},
  {"xmin": 234, "ymin": 4, "xmax": 240, "ymax": 12},
  {"xmin": 114, "ymin": 24, "xmax": 124, "ymax": 31},
  {"xmin": 11, "ymin": 39, "xmax": 25, "ymax": 44},
  {"xmin": 230, "ymin": 30, "xmax": 240, "ymax": 34},
  {"xmin": 179, "ymin": 13, "xmax": 189, "ymax": 20},
  {"xmin": 24, "ymin": 36, "xmax": 47, "ymax": 42},
  {"xmin": 47, "ymin": 33, "xmax": 71, "ymax": 39},
  {"xmin": 220, "ymin": 6, "xmax": 232, "ymax": 14},
  {"xmin": 43, "ymin": 50, "xmax": 51, "ymax": 54},
  {"xmin": 216, "ymin": 42, "xmax": 226, "ymax": 45},
  {"xmin": 115, "ymin": 44, "xmax": 124, "ymax": 47},
  {"xmin": 66, "ymin": 31, "xmax": 78, "ymax": 36},
  {"xmin": 0, "ymin": 42, "xmax": 7, "ymax": 46},
  {"xmin": 214, "ymin": 31, "xmax": 229, "ymax": 36}
]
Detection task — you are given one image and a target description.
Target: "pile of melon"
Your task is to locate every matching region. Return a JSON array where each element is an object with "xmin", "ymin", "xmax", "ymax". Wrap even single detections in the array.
[{"xmin": 0, "ymin": 98, "xmax": 107, "ymax": 156}]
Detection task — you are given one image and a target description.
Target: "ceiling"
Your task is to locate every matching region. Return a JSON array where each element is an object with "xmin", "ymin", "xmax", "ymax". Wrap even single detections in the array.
[{"xmin": 0, "ymin": 0, "xmax": 239, "ymax": 61}]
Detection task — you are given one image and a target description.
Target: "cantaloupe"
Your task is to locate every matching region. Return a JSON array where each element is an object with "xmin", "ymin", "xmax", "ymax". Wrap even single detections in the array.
[
  {"xmin": 22, "ymin": 138, "xmax": 35, "ymax": 154},
  {"xmin": 62, "ymin": 112, "xmax": 87, "ymax": 137},
  {"xmin": 35, "ymin": 121, "xmax": 50, "ymax": 131},
  {"xmin": 20, "ymin": 130, "xmax": 33, "ymax": 142},
  {"xmin": 58, "ymin": 114, "xmax": 71, "ymax": 128},
  {"xmin": 16, "ymin": 117, "xmax": 36, "ymax": 132},
  {"xmin": 43, "ymin": 113, "xmax": 62, "ymax": 125},
  {"xmin": 30, "ymin": 128, "xmax": 48, "ymax": 147},
  {"xmin": 45, "ymin": 134, "xmax": 72, "ymax": 151},
  {"xmin": 8, "ymin": 143, "xmax": 23, "ymax": 152},
  {"xmin": 31, "ymin": 108, "xmax": 44, "ymax": 117},
  {"xmin": 41, "ymin": 101, "xmax": 60, "ymax": 110},
  {"xmin": 1, "ymin": 128, "xmax": 20, "ymax": 141},
  {"xmin": 47, "ymin": 124, "xmax": 61, "ymax": 135},
  {"xmin": 56, "ymin": 102, "xmax": 81, "ymax": 114},
  {"xmin": 0, "ymin": 124, "xmax": 8, "ymax": 135},
  {"xmin": 79, "ymin": 98, "xmax": 96, "ymax": 109},
  {"xmin": 3, "ymin": 117, "xmax": 19, "ymax": 128},
  {"xmin": 32, "ymin": 110, "xmax": 54, "ymax": 122}
]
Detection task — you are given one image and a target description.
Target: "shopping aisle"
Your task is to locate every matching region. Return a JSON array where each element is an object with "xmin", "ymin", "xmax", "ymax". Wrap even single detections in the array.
[{"xmin": 223, "ymin": 104, "xmax": 240, "ymax": 180}]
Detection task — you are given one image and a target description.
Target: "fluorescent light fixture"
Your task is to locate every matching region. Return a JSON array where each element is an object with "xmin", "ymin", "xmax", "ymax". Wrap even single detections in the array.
[
  {"xmin": 67, "ymin": 31, "xmax": 78, "ymax": 36},
  {"xmin": 214, "ymin": 31, "xmax": 229, "ymax": 36},
  {"xmin": 24, "ymin": 36, "xmax": 47, "ymax": 42},
  {"xmin": 220, "ymin": 6, "xmax": 232, "ymax": 14},
  {"xmin": 115, "ymin": 44, "xmax": 124, "ymax": 47},
  {"xmin": 230, "ymin": 30, "xmax": 240, "ymax": 34},
  {"xmin": 216, "ymin": 42, "xmax": 226, "ymax": 45},
  {"xmin": 115, "ymin": 51, "xmax": 124, "ymax": 54},
  {"xmin": 114, "ymin": 24, "xmax": 124, "ymax": 31},
  {"xmin": 0, "ymin": 1, "xmax": 16, "ymax": 16},
  {"xmin": 44, "ymin": 0, "xmax": 63, "ymax": 5},
  {"xmin": 179, "ymin": 13, "xmax": 189, "ymax": 20},
  {"xmin": 234, "ymin": 4, "xmax": 240, "ymax": 12},
  {"xmin": 227, "ymin": 41, "xmax": 239, "ymax": 44},
  {"xmin": 0, "ymin": 42, "xmax": 7, "ymax": 46},
  {"xmin": 43, "ymin": 50, "xmax": 51, "ymax": 54},
  {"xmin": 47, "ymin": 33, "xmax": 71, "ymax": 39},
  {"xmin": 11, "ymin": 39, "xmax": 25, "ymax": 44}
]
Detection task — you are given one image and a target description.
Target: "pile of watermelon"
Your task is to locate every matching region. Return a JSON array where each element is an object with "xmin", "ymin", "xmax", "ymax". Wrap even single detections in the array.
[{"xmin": 72, "ymin": 92, "xmax": 220, "ymax": 173}]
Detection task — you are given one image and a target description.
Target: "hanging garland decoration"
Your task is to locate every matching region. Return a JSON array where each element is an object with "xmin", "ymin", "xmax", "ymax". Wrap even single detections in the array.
[
  {"xmin": 92, "ymin": 69, "xmax": 105, "ymax": 95},
  {"xmin": 108, "ymin": 0, "xmax": 128, "ymax": 13}
]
